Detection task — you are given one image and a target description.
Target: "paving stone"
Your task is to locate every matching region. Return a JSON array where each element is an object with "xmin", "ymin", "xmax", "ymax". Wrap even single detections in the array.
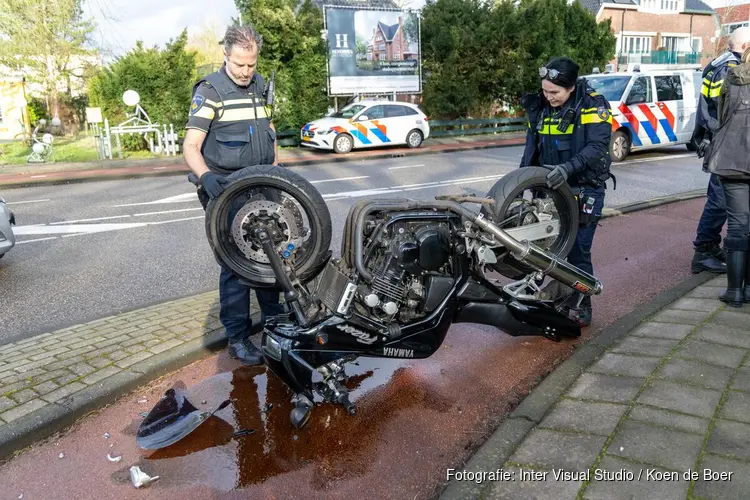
[
  {"xmin": 107, "ymin": 350, "xmax": 129, "ymax": 362},
  {"xmin": 32, "ymin": 380, "xmax": 59, "ymax": 395},
  {"xmin": 567, "ymin": 373, "xmax": 645, "ymax": 404},
  {"xmin": 610, "ymin": 337, "xmax": 680, "ymax": 357},
  {"xmin": 539, "ymin": 399, "xmax": 627, "ymax": 436},
  {"xmin": 629, "ymin": 322, "xmax": 695, "ymax": 340},
  {"xmin": 80, "ymin": 365, "xmax": 121, "ymax": 386},
  {"xmin": 718, "ymin": 390, "xmax": 750, "ymax": 425},
  {"xmin": 148, "ymin": 339, "xmax": 184, "ymax": 355},
  {"xmin": 0, "ymin": 358, "xmax": 33, "ymax": 373},
  {"xmin": 45, "ymin": 355, "xmax": 86, "ymax": 371},
  {"xmin": 0, "ymin": 381, "xmax": 31, "ymax": 395},
  {"xmin": 705, "ymin": 276, "xmax": 728, "ymax": 287},
  {"xmin": 28, "ymin": 347, "xmax": 69, "ymax": 362},
  {"xmin": 693, "ymin": 453, "xmax": 750, "ymax": 500},
  {"xmin": 0, "ymin": 399, "xmax": 48, "ymax": 423},
  {"xmin": 123, "ymin": 344, "xmax": 145, "ymax": 355},
  {"xmin": 67, "ymin": 337, "xmax": 107, "ymax": 350},
  {"xmin": 509, "ymin": 428, "xmax": 607, "ymax": 471},
  {"xmin": 86, "ymin": 356, "xmax": 113, "ymax": 369},
  {"xmin": 669, "ymin": 297, "xmax": 724, "ymax": 312},
  {"xmin": 607, "ymin": 420, "xmax": 704, "ymax": 471},
  {"xmin": 707, "ymin": 419, "xmax": 750, "ymax": 460},
  {"xmin": 486, "ymin": 466, "xmax": 582, "ymax": 500},
  {"xmin": 673, "ymin": 339, "xmax": 747, "ymax": 369},
  {"xmin": 69, "ymin": 362, "xmax": 96, "ymax": 377},
  {"xmin": 0, "ymin": 396, "xmax": 16, "ymax": 413},
  {"xmin": 637, "ymin": 379, "xmax": 722, "ymax": 418},
  {"xmin": 628, "ymin": 405, "xmax": 709, "ymax": 435},
  {"xmin": 114, "ymin": 351, "xmax": 153, "ymax": 369},
  {"xmin": 588, "ymin": 353, "xmax": 661, "ymax": 378},
  {"xmin": 41, "ymin": 382, "xmax": 87, "ymax": 404},
  {"xmin": 583, "ymin": 455, "xmax": 690, "ymax": 500},
  {"xmin": 712, "ymin": 310, "xmax": 750, "ymax": 330},
  {"xmin": 28, "ymin": 369, "xmax": 69, "ymax": 386},
  {"xmin": 10, "ymin": 389, "xmax": 38, "ymax": 404},
  {"xmin": 649, "ymin": 309, "xmax": 712, "ymax": 325},
  {"xmin": 654, "ymin": 357, "xmax": 734, "ymax": 390},
  {"xmin": 693, "ymin": 323, "xmax": 750, "ymax": 349},
  {"xmin": 53, "ymin": 372, "xmax": 79, "ymax": 386},
  {"xmin": 686, "ymin": 285, "xmax": 726, "ymax": 299}
]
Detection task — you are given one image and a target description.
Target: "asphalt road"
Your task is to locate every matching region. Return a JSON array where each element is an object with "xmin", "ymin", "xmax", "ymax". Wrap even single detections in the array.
[{"xmin": 0, "ymin": 144, "xmax": 707, "ymax": 345}]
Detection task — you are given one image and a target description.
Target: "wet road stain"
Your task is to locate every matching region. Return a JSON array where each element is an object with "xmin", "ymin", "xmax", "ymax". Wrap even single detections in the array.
[{"xmin": 132, "ymin": 356, "xmax": 456, "ymax": 492}]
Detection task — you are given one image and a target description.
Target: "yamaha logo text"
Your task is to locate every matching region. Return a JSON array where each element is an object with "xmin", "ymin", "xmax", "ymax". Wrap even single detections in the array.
[{"xmin": 383, "ymin": 347, "xmax": 414, "ymax": 358}]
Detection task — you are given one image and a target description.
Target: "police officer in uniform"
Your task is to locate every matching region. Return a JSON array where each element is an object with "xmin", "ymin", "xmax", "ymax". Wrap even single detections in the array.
[
  {"xmin": 690, "ymin": 26, "xmax": 750, "ymax": 274},
  {"xmin": 183, "ymin": 24, "xmax": 284, "ymax": 365},
  {"xmin": 519, "ymin": 57, "xmax": 614, "ymax": 327}
]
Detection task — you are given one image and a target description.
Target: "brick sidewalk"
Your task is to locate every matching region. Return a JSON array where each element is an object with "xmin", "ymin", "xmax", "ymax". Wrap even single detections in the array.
[
  {"xmin": 440, "ymin": 274, "xmax": 750, "ymax": 500},
  {"xmin": 0, "ymin": 291, "xmax": 261, "ymax": 458}
]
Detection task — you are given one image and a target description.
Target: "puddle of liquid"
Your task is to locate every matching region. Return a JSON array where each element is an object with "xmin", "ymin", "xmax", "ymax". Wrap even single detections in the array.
[{"xmin": 134, "ymin": 355, "xmax": 455, "ymax": 492}]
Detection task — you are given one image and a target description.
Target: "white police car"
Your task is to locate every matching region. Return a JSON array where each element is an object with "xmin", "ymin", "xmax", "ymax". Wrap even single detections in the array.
[
  {"xmin": 300, "ymin": 100, "xmax": 430, "ymax": 154},
  {"xmin": 584, "ymin": 69, "xmax": 702, "ymax": 161}
]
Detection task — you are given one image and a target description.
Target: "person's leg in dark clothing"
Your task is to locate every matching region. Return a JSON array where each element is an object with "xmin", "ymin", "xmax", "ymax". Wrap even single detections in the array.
[
  {"xmin": 719, "ymin": 179, "xmax": 750, "ymax": 307},
  {"xmin": 563, "ymin": 186, "xmax": 605, "ymax": 327},
  {"xmin": 219, "ymin": 266, "xmax": 265, "ymax": 365},
  {"xmin": 692, "ymin": 173, "xmax": 728, "ymax": 273}
]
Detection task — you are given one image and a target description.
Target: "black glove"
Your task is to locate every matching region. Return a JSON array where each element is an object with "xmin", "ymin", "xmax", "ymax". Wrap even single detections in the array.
[
  {"xmin": 697, "ymin": 139, "xmax": 710, "ymax": 159},
  {"xmin": 200, "ymin": 172, "xmax": 230, "ymax": 199},
  {"xmin": 545, "ymin": 164, "xmax": 571, "ymax": 190}
]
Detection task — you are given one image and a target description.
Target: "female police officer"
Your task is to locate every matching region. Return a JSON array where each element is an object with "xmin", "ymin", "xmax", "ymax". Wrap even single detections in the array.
[{"xmin": 518, "ymin": 57, "xmax": 614, "ymax": 327}]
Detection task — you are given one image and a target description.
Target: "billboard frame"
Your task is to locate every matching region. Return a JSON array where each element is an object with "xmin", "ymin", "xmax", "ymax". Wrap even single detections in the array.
[{"xmin": 322, "ymin": 4, "xmax": 422, "ymax": 98}]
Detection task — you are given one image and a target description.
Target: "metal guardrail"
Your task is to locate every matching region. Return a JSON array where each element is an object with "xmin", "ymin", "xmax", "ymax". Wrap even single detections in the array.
[{"xmin": 275, "ymin": 116, "xmax": 527, "ymax": 147}]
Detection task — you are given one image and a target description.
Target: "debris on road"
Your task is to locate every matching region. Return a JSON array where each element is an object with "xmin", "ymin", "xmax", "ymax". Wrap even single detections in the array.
[
  {"xmin": 58, "ymin": 452, "xmax": 64, "ymax": 459},
  {"xmin": 130, "ymin": 466, "xmax": 160, "ymax": 488},
  {"xmin": 103, "ymin": 432, "xmax": 110, "ymax": 439},
  {"xmin": 107, "ymin": 453, "xmax": 122, "ymax": 462},
  {"xmin": 231, "ymin": 429, "xmax": 256, "ymax": 439}
]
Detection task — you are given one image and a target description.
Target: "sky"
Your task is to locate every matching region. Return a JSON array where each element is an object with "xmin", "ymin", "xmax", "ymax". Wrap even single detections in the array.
[{"xmin": 82, "ymin": 0, "xmax": 426, "ymax": 60}]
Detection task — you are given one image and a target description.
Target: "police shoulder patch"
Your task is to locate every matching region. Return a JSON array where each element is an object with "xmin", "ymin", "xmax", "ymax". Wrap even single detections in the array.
[
  {"xmin": 190, "ymin": 94, "xmax": 205, "ymax": 115},
  {"xmin": 597, "ymin": 106, "xmax": 610, "ymax": 121}
]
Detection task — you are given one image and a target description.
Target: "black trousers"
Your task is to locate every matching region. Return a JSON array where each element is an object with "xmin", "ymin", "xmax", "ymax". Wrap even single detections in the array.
[{"xmin": 718, "ymin": 178, "xmax": 750, "ymax": 251}]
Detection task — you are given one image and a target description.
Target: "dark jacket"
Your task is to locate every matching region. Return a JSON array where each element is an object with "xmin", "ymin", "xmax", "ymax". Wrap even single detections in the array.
[
  {"xmin": 695, "ymin": 50, "xmax": 741, "ymax": 141},
  {"xmin": 519, "ymin": 78, "xmax": 614, "ymax": 188},
  {"xmin": 706, "ymin": 61, "xmax": 750, "ymax": 180}
]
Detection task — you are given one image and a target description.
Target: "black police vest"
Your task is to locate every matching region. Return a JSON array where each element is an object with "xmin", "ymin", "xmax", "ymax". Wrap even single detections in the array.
[{"xmin": 195, "ymin": 69, "xmax": 275, "ymax": 175}]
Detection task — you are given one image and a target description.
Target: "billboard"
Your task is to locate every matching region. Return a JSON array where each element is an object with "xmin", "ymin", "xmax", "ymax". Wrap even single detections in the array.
[{"xmin": 324, "ymin": 6, "xmax": 422, "ymax": 96}]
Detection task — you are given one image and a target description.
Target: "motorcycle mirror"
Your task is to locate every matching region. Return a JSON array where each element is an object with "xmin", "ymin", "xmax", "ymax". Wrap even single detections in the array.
[{"xmin": 135, "ymin": 387, "xmax": 231, "ymax": 450}]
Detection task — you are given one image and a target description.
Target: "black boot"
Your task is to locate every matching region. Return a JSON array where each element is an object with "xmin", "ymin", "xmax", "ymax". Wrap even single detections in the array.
[
  {"xmin": 692, "ymin": 244, "xmax": 727, "ymax": 274},
  {"xmin": 719, "ymin": 239, "xmax": 747, "ymax": 307},
  {"xmin": 228, "ymin": 338, "xmax": 264, "ymax": 366}
]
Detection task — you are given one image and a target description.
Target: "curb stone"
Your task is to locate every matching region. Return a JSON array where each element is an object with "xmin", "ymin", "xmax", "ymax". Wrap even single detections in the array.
[
  {"xmin": 0, "ymin": 191, "xmax": 709, "ymax": 464},
  {"xmin": 437, "ymin": 271, "xmax": 719, "ymax": 500}
]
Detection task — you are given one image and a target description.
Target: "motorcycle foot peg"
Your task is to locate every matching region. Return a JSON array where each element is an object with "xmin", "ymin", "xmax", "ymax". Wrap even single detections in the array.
[
  {"xmin": 543, "ymin": 326, "xmax": 561, "ymax": 342},
  {"xmin": 338, "ymin": 394, "xmax": 357, "ymax": 416}
]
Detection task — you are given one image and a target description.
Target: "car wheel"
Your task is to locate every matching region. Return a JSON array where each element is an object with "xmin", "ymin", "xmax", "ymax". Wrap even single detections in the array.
[
  {"xmin": 406, "ymin": 129, "xmax": 423, "ymax": 148},
  {"xmin": 333, "ymin": 133, "xmax": 353, "ymax": 154},
  {"xmin": 610, "ymin": 130, "xmax": 630, "ymax": 162}
]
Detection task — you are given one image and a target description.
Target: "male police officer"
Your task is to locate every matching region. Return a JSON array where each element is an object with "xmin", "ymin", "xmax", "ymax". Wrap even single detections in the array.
[
  {"xmin": 520, "ymin": 57, "xmax": 614, "ymax": 327},
  {"xmin": 690, "ymin": 26, "xmax": 750, "ymax": 274},
  {"xmin": 183, "ymin": 24, "xmax": 283, "ymax": 366}
]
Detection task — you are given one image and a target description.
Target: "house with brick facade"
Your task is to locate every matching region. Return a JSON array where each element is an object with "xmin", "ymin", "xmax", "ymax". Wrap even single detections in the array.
[
  {"xmin": 712, "ymin": 0, "xmax": 749, "ymax": 47},
  {"xmin": 366, "ymin": 16, "xmax": 419, "ymax": 63},
  {"xmin": 582, "ymin": 0, "xmax": 719, "ymax": 71}
]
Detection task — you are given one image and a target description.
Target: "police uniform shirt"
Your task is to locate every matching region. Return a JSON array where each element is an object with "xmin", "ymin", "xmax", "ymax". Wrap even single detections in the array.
[{"xmin": 185, "ymin": 66, "xmax": 276, "ymax": 174}]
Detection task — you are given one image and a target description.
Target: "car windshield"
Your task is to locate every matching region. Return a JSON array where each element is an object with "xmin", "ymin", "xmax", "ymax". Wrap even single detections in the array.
[
  {"xmin": 585, "ymin": 76, "xmax": 631, "ymax": 102},
  {"xmin": 332, "ymin": 104, "xmax": 366, "ymax": 119}
]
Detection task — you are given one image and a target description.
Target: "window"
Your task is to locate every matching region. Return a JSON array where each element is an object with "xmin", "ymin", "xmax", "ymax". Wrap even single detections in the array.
[
  {"xmin": 332, "ymin": 104, "xmax": 365, "ymax": 119},
  {"xmin": 378, "ymin": 53, "xmax": 386, "ymax": 61},
  {"xmin": 586, "ymin": 75, "xmax": 632, "ymax": 102},
  {"xmin": 622, "ymin": 36, "xmax": 652, "ymax": 54},
  {"xmin": 655, "ymin": 75, "xmax": 683, "ymax": 101},
  {"xmin": 627, "ymin": 76, "xmax": 652, "ymax": 104},
  {"xmin": 363, "ymin": 105, "xmax": 386, "ymax": 120},
  {"xmin": 640, "ymin": 0, "xmax": 681, "ymax": 11},
  {"xmin": 385, "ymin": 105, "xmax": 406, "ymax": 118},
  {"xmin": 662, "ymin": 36, "xmax": 690, "ymax": 52},
  {"xmin": 723, "ymin": 22, "xmax": 749, "ymax": 36},
  {"xmin": 393, "ymin": 53, "xmax": 401, "ymax": 60}
]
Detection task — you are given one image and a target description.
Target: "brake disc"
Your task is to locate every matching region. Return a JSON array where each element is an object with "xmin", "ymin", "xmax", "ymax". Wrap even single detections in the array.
[{"xmin": 230, "ymin": 196, "xmax": 304, "ymax": 263}]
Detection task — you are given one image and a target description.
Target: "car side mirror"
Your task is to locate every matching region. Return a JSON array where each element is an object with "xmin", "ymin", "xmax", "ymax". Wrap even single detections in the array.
[{"xmin": 358, "ymin": 115, "xmax": 369, "ymax": 121}]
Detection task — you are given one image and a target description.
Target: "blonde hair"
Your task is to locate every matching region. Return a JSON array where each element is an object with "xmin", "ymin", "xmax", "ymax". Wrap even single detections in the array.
[{"xmin": 744, "ymin": 46, "xmax": 750, "ymax": 63}]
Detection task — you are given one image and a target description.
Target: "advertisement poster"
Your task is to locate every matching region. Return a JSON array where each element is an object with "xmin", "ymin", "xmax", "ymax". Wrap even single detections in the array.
[{"xmin": 324, "ymin": 6, "xmax": 421, "ymax": 95}]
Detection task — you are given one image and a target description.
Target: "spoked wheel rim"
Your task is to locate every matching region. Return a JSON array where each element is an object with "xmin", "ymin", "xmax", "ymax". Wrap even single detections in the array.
[
  {"xmin": 613, "ymin": 135, "xmax": 627, "ymax": 159},
  {"xmin": 336, "ymin": 135, "xmax": 352, "ymax": 153},
  {"xmin": 408, "ymin": 131, "xmax": 422, "ymax": 147}
]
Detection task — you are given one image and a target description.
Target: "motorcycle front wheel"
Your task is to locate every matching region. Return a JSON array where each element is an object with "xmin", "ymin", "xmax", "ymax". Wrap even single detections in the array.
[
  {"xmin": 205, "ymin": 165, "xmax": 333, "ymax": 289},
  {"xmin": 482, "ymin": 166, "xmax": 580, "ymax": 279}
]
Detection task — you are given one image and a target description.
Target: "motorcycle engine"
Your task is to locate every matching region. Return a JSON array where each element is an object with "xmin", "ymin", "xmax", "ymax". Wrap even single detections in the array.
[{"xmin": 356, "ymin": 220, "xmax": 452, "ymax": 323}]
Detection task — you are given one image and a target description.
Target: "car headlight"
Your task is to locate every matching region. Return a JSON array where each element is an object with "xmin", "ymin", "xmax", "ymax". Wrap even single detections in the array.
[{"xmin": 317, "ymin": 129, "xmax": 334, "ymax": 135}]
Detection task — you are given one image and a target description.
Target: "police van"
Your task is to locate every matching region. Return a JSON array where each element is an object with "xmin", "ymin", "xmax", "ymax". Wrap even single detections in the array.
[{"xmin": 583, "ymin": 68, "xmax": 702, "ymax": 161}]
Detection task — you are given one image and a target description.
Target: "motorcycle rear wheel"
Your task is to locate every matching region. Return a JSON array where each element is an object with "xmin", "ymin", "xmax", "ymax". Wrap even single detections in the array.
[
  {"xmin": 482, "ymin": 167, "xmax": 579, "ymax": 279},
  {"xmin": 205, "ymin": 165, "xmax": 333, "ymax": 289}
]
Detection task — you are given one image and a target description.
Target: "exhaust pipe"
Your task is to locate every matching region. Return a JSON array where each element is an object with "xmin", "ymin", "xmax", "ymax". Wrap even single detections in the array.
[{"xmin": 470, "ymin": 215, "xmax": 602, "ymax": 296}]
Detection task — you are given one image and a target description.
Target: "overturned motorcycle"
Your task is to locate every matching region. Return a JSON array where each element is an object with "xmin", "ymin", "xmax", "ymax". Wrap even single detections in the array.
[{"xmin": 139, "ymin": 164, "xmax": 602, "ymax": 442}]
